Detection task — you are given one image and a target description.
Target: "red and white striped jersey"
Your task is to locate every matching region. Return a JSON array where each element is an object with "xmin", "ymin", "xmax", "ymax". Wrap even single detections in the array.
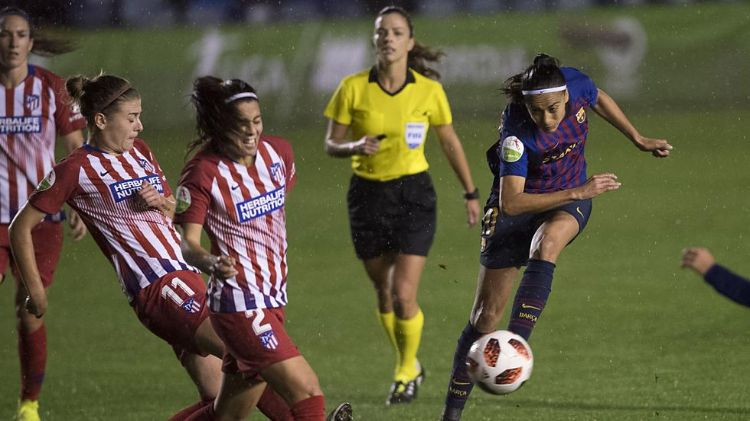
[
  {"xmin": 174, "ymin": 135, "xmax": 296, "ymax": 313},
  {"xmin": 0, "ymin": 65, "xmax": 86, "ymax": 223},
  {"xmin": 29, "ymin": 138, "xmax": 199, "ymax": 301}
]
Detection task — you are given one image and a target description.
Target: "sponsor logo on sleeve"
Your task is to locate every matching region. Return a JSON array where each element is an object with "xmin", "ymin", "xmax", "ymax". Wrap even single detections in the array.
[
  {"xmin": 501, "ymin": 136, "xmax": 524, "ymax": 163},
  {"xmin": 36, "ymin": 170, "xmax": 56, "ymax": 191},
  {"xmin": 236, "ymin": 187, "xmax": 285, "ymax": 223},
  {"xmin": 109, "ymin": 175, "xmax": 164, "ymax": 203},
  {"xmin": 175, "ymin": 185, "xmax": 192, "ymax": 214}
]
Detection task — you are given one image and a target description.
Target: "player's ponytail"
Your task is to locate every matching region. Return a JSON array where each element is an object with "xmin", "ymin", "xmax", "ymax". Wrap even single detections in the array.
[
  {"xmin": 502, "ymin": 53, "xmax": 565, "ymax": 104},
  {"xmin": 0, "ymin": 7, "xmax": 76, "ymax": 56},
  {"xmin": 66, "ymin": 73, "xmax": 139, "ymax": 126},
  {"xmin": 376, "ymin": 6, "xmax": 444, "ymax": 80},
  {"xmin": 188, "ymin": 76, "xmax": 259, "ymax": 159}
]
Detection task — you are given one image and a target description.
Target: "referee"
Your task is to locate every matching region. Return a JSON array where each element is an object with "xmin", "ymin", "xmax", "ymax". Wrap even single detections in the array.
[{"xmin": 323, "ymin": 6, "xmax": 480, "ymax": 406}]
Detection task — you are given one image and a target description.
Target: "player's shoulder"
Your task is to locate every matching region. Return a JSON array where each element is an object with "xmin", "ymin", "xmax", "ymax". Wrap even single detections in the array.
[
  {"xmin": 261, "ymin": 134, "xmax": 292, "ymax": 152},
  {"xmin": 411, "ymin": 70, "xmax": 443, "ymax": 90},
  {"xmin": 562, "ymin": 67, "xmax": 595, "ymax": 90},
  {"xmin": 501, "ymin": 104, "xmax": 534, "ymax": 140},
  {"xmin": 340, "ymin": 68, "xmax": 372, "ymax": 86},
  {"xmin": 29, "ymin": 65, "xmax": 63, "ymax": 83},
  {"xmin": 182, "ymin": 149, "xmax": 221, "ymax": 178}
]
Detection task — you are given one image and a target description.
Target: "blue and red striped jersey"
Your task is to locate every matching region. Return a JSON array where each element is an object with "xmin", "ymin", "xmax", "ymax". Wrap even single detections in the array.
[{"xmin": 487, "ymin": 67, "xmax": 598, "ymax": 204}]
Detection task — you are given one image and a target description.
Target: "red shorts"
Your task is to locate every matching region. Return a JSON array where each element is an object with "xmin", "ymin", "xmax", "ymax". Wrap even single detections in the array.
[
  {"xmin": 210, "ymin": 307, "xmax": 300, "ymax": 378},
  {"xmin": 0, "ymin": 221, "xmax": 63, "ymax": 288},
  {"xmin": 132, "ymin": 271, "xmax": 209, "ymax": 356}
]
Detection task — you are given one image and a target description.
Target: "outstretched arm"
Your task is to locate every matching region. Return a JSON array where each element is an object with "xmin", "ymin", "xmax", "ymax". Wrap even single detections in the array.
[
  {"xmin": 592, "ymin": 89, "xmax": 672, "ymax": 157},
  {"xmin": 433, "ymin": 124, "xmax": 479, "ymax": 226},
  {"xmin": 179, "ymin": 223, "xmax": 238, "ymax": 280},
  {"xmin": 681, "ymin": 247, "xmax": 750, "ymax": 307},
  {"xmin": 9, "ymin": 204, "xmax": 49, "ymax": 317}
]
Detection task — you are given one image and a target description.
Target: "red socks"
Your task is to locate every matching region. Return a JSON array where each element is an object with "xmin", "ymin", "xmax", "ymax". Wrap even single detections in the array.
[
  {"xmin": 257, "ymin": 385, "xmax": 294, "ymax": 420},
  {"xmin": 291, "ymin": 395, "xmax": 325, "ymax": 421},
  {"xmin": 19, "ymin": 324, "xmax": 46, "ymax": 401}
]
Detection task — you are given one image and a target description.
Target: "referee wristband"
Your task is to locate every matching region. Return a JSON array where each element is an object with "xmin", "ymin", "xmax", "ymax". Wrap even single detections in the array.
[{"xmin": 463, "ymin": 188, "xmax": 480, "ymax": 200}]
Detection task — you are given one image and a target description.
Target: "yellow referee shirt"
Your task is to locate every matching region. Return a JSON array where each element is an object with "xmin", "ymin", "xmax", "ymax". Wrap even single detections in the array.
[{"xmin": 324, "ymin": 67, "xmax": 453, "ymax": 182}]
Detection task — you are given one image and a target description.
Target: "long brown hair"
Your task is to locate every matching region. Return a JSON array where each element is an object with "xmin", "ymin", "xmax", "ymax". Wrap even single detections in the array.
[
  {"xmin": 187, "ymin": 76, "xmax": 259, "ymax": 160},
  {"xmin": 0, "ymin": 7, "xmax": 75, "ymax": 56},
  {"xmin": 376, "ymin": 6, "xmax": 444, "ymax": 80},
  {"xmin": 66, "ymin": 73, "xmax": 140, "ymax": 127}
]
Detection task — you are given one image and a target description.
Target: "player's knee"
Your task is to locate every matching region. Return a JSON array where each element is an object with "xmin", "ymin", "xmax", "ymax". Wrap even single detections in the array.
[
  {"xmin": 532, "ymin": 235, "xmax": 563, "ymax": 261},
  {"xmin": 473, "ymin": 306, "xmax": 504, "ymax": 331}
]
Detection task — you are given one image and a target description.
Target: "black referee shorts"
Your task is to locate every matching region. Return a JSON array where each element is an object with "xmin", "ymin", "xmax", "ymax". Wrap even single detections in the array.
[{"xmin": 347, "ymin": 172, "xmax": 436, "ymax": 260}]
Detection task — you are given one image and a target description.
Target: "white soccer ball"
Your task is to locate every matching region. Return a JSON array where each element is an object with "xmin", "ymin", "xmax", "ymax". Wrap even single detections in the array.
[{"xmin": 466, "ymin": 330, "xmax": 533, "ymax": 395}]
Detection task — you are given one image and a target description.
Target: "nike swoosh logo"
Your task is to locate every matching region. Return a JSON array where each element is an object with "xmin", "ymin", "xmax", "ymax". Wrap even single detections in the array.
[
  {"xmin": 231, "ymin": 184, "xmax": 240, "ymax": 190},
  {"xmin": 99, "ymin": 171, "xmax": 109, "ymax": 176},
  {"xmin": 520, "ymin": 303, "xmax": 542, "ymax": 311},
  {"xmin": 576, "ymin": 206, "xmax": 584, "ymax": 218},
  {"xmin": 451, "ymin": 380, "xmax": 472, "ymax": 385}
]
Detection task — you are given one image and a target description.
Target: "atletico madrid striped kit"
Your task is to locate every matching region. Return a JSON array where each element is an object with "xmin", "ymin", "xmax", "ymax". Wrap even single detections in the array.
[
  {"xmin": 174, "ymin": 135, "xmax": 297, "ymax": 313},
  {"xmin": 28, "ymin": 138, "xmax": 200, "ymax": 301},
  {"xmin": 0, "ymin": 65, "xmax": 85, "ymax": 223}
]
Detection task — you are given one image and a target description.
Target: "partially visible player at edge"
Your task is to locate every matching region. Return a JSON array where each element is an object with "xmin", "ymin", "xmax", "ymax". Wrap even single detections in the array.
[
  {"xmin": 9, "ymin": 73, "xmax": 231, "ymax": 420},
  {"xmin": 0, "ymin": 7, "xmax": 87, "ymax": 421},
  {"xmin": 323, "ymin": 6, "xmax": 480, "ymax": 405},
  {"xmin": 173, "ymin": 76, "xmax": 352, "ymax": 421},
  {"xmin": 682, "ymin": 248, "xmax": 750, "ymax": 307},
  {"xmin": 440, "ymin": 54, "xmax": 672, "ymax": 421}
]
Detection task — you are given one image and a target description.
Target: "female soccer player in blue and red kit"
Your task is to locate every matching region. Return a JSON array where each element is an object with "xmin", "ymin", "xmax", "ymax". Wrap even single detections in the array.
[{"xmin": 440, "ymin": 54, "xmax": 673, "ymax": 421}]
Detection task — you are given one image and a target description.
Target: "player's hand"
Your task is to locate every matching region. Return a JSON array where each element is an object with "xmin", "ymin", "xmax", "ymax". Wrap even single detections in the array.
[
  {"xmin": 681, "ymin": 247, "xmax": 716, "ymax": 276},
  {"xmin": 209, "ymin": 255, "xmax": 238, "ymax": 280},
  {"xmin": 67, "ymin": 209, "xmax": 87, "ymax": 241},
  {"xmin": 635, "ymin": 135, "xmax": 672, "ymax": 158},
  {"xmin": 137, "ymin": 181, "xmax": 164, "ymax": 210},
  {"xmin": 575, "ymin": 173, "xmax": 621, "ymax": 200},
  {"xmin": 351, "ymin": 135, "xmax": 381, "ymax": 156},
  {"xmin": 24, "ymin": 290, "xmax": 47, "ymax": 318},
  {"xmin": 465, "ymin": 198, "xmax": 480, "ymax": 227}
]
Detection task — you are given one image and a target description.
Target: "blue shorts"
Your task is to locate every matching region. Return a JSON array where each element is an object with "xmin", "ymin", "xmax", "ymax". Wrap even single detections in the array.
[{"xmin": 479, "ymin": 199, "xmax": 592, "ymax": 269}]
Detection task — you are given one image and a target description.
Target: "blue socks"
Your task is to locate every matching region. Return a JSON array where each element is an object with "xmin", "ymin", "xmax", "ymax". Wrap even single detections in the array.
[
  {"xmin": 507, "ymin": 259, "xmax": 555, "ymax": 341},
  {"xmin": 444, "ymin": 322, "xmax": 481, "ymax": 410}
]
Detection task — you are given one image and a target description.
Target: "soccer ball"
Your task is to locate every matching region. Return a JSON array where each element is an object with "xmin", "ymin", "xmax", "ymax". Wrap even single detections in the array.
[{"xmin": 466, "ymin": 330, "xmax": 533, "ymax": 395}]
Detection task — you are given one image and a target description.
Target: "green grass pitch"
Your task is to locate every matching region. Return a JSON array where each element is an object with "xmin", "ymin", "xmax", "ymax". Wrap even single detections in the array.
[{"xmin": 1, "ymin": 108, "xmax": 749, "ymax": 420}]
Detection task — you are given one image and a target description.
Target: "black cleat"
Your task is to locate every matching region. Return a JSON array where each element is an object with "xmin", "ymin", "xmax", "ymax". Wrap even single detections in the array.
[
  {"xmin": 440, "ymin": 406, "xmax": 464, "ymax": 421},
  {"xmin": 326, "ymin": 402, "xmax": 353, "ymax": 421},
  {"xmin": 386, "ymin": 365, "xmax": 426, "ymax": 405}
]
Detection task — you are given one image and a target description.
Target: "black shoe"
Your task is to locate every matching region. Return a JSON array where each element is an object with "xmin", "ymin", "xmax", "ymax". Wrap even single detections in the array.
[
  {"xmin": 440, "ymin": 406, "xmax": 464, "ymax": 421},
  {"xmin": 386, "ymin": 364, "xmax": 426, "ymax": 405},
  {"xmin": 326, "ymin": 402, "xmax": 353, "ymax": 421}
]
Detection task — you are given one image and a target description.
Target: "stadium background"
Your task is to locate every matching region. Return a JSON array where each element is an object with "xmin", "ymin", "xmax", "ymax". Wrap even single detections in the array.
[{"xmin": 2, "ymin": 1, "xmax": 750, "ymax": 419}]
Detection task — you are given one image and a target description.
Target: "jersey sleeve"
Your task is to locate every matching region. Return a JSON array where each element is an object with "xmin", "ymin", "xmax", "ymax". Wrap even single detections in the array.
[
  {"xmin": 323, "ymin": 78, "xmax": 353, "ymax": 125},
  {"xmin": 49, "ymin": 73, "xmax": 86, "ymax": 136},
  {"xmin": 428, "ymin": 82, "xmax": 453, "ymax": 126},
  {"xmin": 134, "ymin": 139, "xmax": 173, "ymax": 197},
  {"xmin": 173, "ymin": 158, "xmax": 212, "ymax": 226},
  {"xmin": 282, "ymin": 143, "xmax": 296, "ymax": 192},
  {"xmin": 497, "ymin": 107, "xmax": 529, "ymax": 178},
  {"xmin": 28, "ymin": 158, "xmax": 79, "ymax": 214},
  {"xmin": 563, "ymin": 67, "xmax": 599, "ymax": 108}
]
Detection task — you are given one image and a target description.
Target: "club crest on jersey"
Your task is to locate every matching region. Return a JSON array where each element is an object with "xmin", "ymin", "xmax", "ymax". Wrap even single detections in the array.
[
  {"xmin": 576, "ymin": 107, "xmax": 586, "ymax": 123},
  {"xmin": 180, "ymin": 296, "xmax": 201, "ymax": 314},
  {"xmin": 109, "ymin": 175, "xmax": 164, "ymax": 202},
  {"xmin": 501, "ymin": 136, "xmax": 524, "ymax": 163},
  {"xmin": 139, "ymin": 158, "xmax": 156, "ymax": 173},
  {"xmin": 259, "ymin": 330, "xmax": 279, "ymax": 350},
  {"xmin": 269, "ymin": 162, "xmax": 284, "ymax": 185},
  {"xmin": 37, "ymin": 170, "xmax": 56, "ymax": 191},
  {"xmin": 25, "ymin": 95, "xmax": 40, "ymax": 111},
  {"xmin": 236, "ymin": 187, "xmax": 285, "ymax": 223},
  {"xmin": 175, "ymin": 185, "xmax": 192, "ymax": 214}
]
